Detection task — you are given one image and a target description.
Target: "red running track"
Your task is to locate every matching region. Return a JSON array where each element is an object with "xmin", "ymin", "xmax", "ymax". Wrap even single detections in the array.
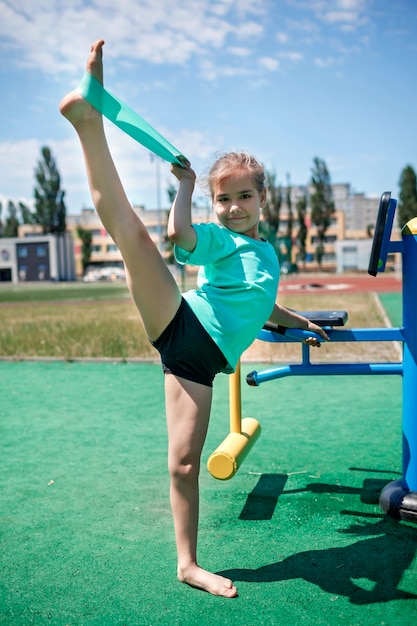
[{"xmin": 278, "ymin": 273, "xmax": 402, "ymax": 294}]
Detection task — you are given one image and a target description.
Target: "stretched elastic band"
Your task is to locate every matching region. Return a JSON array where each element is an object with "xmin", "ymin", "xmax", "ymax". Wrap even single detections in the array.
[{"xmin": 77, "ymin": 72, "xmax": 185, "ymax": 165}]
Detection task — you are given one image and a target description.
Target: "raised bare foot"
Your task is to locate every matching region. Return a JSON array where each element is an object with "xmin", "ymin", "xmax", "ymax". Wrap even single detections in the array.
[
  {"xmin": 59, "ymin": 39, "xmax": 105, "ymax": 125},
  {"xmin": 178, "ymin": 564, "xmax": 238, "ymax": 598}
]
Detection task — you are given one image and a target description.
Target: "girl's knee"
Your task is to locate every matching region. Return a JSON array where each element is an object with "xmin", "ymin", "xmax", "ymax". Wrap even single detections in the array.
[{"xmin": 168, "ymin": 456, "xmax": 201, "ymax": 483}]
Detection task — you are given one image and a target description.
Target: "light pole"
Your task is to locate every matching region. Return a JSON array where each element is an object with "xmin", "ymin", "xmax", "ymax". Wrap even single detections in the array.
[
  {"xmin": 156, "ymin": 155, "xmax": 162, "ymax": 253},
  {"xmin": 150, "ymin": 154, "xmax": 163, "ymax": 253}
]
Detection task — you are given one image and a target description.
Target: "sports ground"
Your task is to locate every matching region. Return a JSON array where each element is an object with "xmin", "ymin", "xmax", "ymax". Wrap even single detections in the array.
[{"xmin": 1, "ymin": 280, "xmax": 416, "ymax": 625}]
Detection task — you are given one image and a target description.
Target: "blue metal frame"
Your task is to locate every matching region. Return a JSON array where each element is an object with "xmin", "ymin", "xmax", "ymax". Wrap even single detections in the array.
[
  {"xmin": 249, "ymin": 196, "xmax": 417, "ymax": 521},
  {"xmin": 250, "ymin": 326, "xmax": 404, "ymax": 385}
]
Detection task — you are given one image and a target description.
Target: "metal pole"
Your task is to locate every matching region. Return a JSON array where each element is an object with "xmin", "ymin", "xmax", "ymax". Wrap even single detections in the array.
[
  {"xmin": 401, "ymin": 218, "xmax": 417, "ymax": 491},
  {"xmin": 229, "ymin": 360, "xmax": 242, "ymax": 434},
  {"xmin": 156, "ymin": 157, "xmax": 162, "ymax": 253}
]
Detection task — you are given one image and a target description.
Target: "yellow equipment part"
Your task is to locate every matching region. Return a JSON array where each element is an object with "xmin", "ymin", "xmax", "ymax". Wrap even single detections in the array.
[{"xmin": 207, "ymin": 361, "xmax": 261, "ymax": 480}]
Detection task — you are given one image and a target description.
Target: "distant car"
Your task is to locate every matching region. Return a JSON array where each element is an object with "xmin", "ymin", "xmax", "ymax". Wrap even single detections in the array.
[
  {"xmin": 280, "ymin": 262, "xmax": 298, "ymax": 275},
  {"xmin": 83, "ymin": 266, "xmax": 125, "ymax": 282}
]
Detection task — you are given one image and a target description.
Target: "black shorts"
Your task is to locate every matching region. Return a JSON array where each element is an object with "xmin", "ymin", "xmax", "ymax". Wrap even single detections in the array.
[{"xmin": 151, "ymin": 299, "xmax": 227, "ymax": 387}]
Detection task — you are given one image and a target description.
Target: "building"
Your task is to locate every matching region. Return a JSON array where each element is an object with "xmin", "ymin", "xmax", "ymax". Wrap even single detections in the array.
[
  {"xmin": 66, "ymin": 184, "xmax": 398, "ymax": 276},
  {"xmin": 0, "ymin": 182, "xmax": 397, "ymax": 282},
  {"xmin": 0, "ymin": 230, "xmax": 75, "ymax": 283},
  {"xmin": 66, "ymin": 204, "xmax": 212, "ymax": 279},
  {"xmin": 276, "ymin": 182, "xmax": 399, "ymax": 271}
]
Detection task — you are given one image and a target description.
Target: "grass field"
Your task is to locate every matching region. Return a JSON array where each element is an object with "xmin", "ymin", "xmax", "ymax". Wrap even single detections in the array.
[
  {"xmin": 2, "ymin": 282, "xmax": 415, "ymax": 625},
  {"xmin": 0, "ymin": 281, "xmax": 400, "ymax": 362}
]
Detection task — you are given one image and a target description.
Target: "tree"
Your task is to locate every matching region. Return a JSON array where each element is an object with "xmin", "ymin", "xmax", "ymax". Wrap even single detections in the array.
[
  {"xmin": 296, "ymin": 194, "xmax": 308, "ymax": 266},
  {"xmin": 0, "ymin": 200, "xmax": 35, "ymax": 238},
  {"xmin": 285, "ymin": 173, "xmax": 293, "ymax": 237},
  {"xmin": 19, "ymin": 201, "xmax": 36, "ymax": 225},
  {"xmin": 283, "ymin": 173, "xmax": 294, "ymax": 263},
  {"xmin": 166, "ymin": 183, "xmax": 177, "ymax": 204},
  {"xmin": 4, "ymin": 201, "xmax": 20, "ymax": 237},
  {"xmin": 77, "ymin": 227, "xmax": 93, "ymax": 274},
  {"xmin": 34, "ymin": 146, "xmax": 67, "ymax": 235},
  {"xmin": 397, "ymin": 165, "xmax": 417, "ymax": 228},
  {"xmin": 260, "ymin": 169, "xmax": 282, "ymax": 252},
  {"xmin": 310, "ymin": 157, "xmax": 335, "ymax": 267}
]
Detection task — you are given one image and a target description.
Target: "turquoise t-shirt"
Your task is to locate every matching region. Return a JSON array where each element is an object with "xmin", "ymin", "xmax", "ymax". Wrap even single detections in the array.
[{"xmin": 174, "ymin": 222, "xmax": 280, "ymax": 372}]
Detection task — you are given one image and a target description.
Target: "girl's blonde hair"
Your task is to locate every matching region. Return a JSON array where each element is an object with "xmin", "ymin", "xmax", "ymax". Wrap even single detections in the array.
[{"xmin": 204, "ymin": 151, "xmax": 266, "ymax": 199}]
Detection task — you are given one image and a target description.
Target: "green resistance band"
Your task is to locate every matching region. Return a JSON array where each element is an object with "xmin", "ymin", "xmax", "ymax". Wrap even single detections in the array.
[{"xmin": 77, "ymin": 72, "xmax": 185, "ymax": 166}]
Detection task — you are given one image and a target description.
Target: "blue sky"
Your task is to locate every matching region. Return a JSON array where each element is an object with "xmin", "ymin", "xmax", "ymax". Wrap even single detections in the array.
[{"xmin": 0, "ymin": 0, "xmax": 416, "ymax": 215}]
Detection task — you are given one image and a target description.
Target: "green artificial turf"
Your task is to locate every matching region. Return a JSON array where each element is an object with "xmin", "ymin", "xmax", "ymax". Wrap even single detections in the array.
[
  {"xmin": 379, "ymin": 292, "xmax": 402, "ymax": 328},
  {"xmin": 1, "ymin": 356, "xmax": 416, "ymax": 626}
]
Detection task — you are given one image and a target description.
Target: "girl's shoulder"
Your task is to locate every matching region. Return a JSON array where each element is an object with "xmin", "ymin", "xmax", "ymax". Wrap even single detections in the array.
[
  {"xmin": 196, "ymin": 222, "xmax": 270, "ymax": 247},
  {"xmin": 194, "ymin": 222, "xmax": 232, "ymax": 244},
  {"xmin": 192, "ymin": 223, "xmax": 277, "ymax": 262}
]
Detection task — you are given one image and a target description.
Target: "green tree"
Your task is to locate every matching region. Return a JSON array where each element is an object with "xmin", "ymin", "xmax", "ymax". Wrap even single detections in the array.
[
  {"xmin": 0, "ymin": 200, "xmax": 35, "ymax": 238},
  {"xmin": 77, "ymin": 227, "xmax": 93, "ymax": 274},
  {"xmin": 397, "ymin": 165, "xmax": 417, "ymax": 228},
  {"xmin": 166, "ymin": 183, "xmax": 177, "ymax": 204},
  {"xmin": 285, "ymin": 173, "xmax": 293, "ymax": 238},
  {"xmin": 34, "ymin": 146, "xmax": 67, "ymax": 234},
  {"xmin": 19, "ymin": 201, "xmax": 36, "ymax": 225},
  {"xmin": 4, "ymin": 201, "xmax": 20, "ymax": 237},
  {"xmin": 283, "ymin": 173, "xmax": 294, "ymax": 263},
  {"xmin": 260, "ymin": 169, "xmax": 282, "ymax": 253},
  {"xmin": 310, "ymin": 157, "xmax": 335, "ymax": 267},
  {"xmin": 296, "ymin": 194, "xmax": 308, "ymax": 265}
]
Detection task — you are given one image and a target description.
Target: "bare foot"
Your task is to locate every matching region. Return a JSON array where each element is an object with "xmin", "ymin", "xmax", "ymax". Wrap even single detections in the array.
[
  {"xmin": 59, "ymin": 39, "xmax": 105, "ymax": 126},
  {"xmin": 178, "ymin": 564, "xmax": 238, "ymax": 598}
]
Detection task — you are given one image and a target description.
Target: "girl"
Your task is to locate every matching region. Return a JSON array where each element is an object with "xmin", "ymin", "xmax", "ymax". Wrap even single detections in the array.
[{"xmin": 60, "ymin": 39, "xmax": 328, "ymax": 599}]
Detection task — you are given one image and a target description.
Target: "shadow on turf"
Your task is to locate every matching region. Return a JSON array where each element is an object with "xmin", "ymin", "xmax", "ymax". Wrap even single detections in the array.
[
  {"xmin": 219, "ymin": 517, "xmax": 417, "ymax": 604},
  {"xmin": 238, "ymin": 472, "xmax": 398, "ymax": 521},
  {"xmin": 222, "ymin": 471, "xmax": 417, "ymax": 605}
]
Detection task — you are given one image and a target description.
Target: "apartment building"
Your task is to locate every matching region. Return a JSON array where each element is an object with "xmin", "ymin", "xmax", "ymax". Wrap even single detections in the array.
[
  {"xmin": 66, "ymin": 204, "xmax": 212, "ymax": 279},
  {"xmin": 4, "ymin": 182, "xmax": 394, "ymax": 283},
  {"xmin": 67, "ymin": 183, "xmax": 396, "ymax": 276},
  {"xmin": 0, "ymin": 228, "xmax": 75, "ymax": 283},
  {"xmin": 275, "ymin": 183, "xmax": 397, "ymax": 270}
]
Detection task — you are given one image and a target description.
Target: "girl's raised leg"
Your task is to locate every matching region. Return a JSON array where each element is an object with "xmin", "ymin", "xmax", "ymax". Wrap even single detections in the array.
[{"xmin": 59, "ymin": 40, "xmax": 181, "ymax": 341}]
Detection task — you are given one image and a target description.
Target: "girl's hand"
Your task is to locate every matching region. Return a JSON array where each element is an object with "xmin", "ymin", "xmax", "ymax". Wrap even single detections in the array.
[
  {"xmin": 304, "ymin": 322, "xmax": 330, "ymax": 347},
  {"xmin": 171, "ymin": 157, "xmax": 196, "ymax": 182}
]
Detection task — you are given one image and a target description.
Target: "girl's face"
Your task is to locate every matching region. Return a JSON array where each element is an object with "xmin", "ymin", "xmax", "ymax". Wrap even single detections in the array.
[{"xmin": 212, "ymin": 171, "xmax": 266, "ymax": 240}]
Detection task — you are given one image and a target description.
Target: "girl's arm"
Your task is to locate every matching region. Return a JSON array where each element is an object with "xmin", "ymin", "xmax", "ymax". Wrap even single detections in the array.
[
  {"xmin": 167, "ymin": 161, "xmax": 197, "ymax": 252},
  {"xmin": 268, "ymin": 303, "xmax": 330, "ymax": 343}
]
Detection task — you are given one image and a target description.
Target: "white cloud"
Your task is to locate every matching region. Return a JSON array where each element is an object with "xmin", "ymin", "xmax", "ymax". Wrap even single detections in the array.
[
  {"xmin": 284, "ymin": 0, "xmax": 371, "ymax": 49},
  {"xmin": 0, "ymin": 0, "xmax": 411, "ymax": 214},
  {"xmin": 0, "ymin": 0, "xmax": 266, "ymax": 77},
  {"xmin": 307, "ymin": 0, "xmax": 369, "ymax": 30},
  {"xmin": 227, "ymin": 46, "xmax": 252, "ymax": 57},
  {"xmin": 276, "ymin": 32, "xmax": 290, "ymax": 44},
  {"xmin": 259, "ymin": 57, "xmax": 280, "ymax": 72},
  {"xmin": 0, "ymin": 139, "xmax": 40, "ymax": 204},
  {"xmin": 198, "ymin": 56, "xmax": 255, "ymax": 81},
  {"xmin": 0, "ymin": 134, "xmax": 97, "ymax": 212},
  {"xmin": 0, "ymin": 113, "xmax": 221, "ymax": 213},
  {"xmin": 233, "ymin": 20, "xmax": 264, "ymax": 39},
  {"xmin": 285, "ymin": 16, "xmax": 320, "ymax": 34},
  {"xmin": 277, "ymin": 51, "xmax": 303, "ymax": 63},
  {"xmin": 314, "ymin": 56, "xmax": 336, "ymax": 68}
]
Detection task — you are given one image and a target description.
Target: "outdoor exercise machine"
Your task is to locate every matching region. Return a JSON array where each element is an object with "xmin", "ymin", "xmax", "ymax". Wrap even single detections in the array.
[{"xmin": 207, "ymin": 192, "xmax": 417, "ymax": 523}]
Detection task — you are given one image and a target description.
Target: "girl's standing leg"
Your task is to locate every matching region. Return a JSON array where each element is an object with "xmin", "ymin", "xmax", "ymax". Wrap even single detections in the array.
[{"xmin": 165, "ymin": 374, "xmax": 238, "ymax": 597}]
